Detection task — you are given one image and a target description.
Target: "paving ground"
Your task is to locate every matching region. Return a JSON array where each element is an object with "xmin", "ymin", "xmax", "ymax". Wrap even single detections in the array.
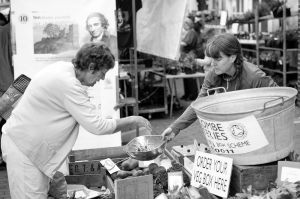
[{"xmin": 1, "ymin": 98, "xmax": 300, "ymax": 198}]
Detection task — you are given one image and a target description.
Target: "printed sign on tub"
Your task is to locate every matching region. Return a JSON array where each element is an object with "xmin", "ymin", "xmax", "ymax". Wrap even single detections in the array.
[
  {"xmin": 191, "ymin": 151, "xmax": 233, "ymax": 198},
  {"xmin": 197, "ymin": 115, "xmax": 269, "ymax": 154}
]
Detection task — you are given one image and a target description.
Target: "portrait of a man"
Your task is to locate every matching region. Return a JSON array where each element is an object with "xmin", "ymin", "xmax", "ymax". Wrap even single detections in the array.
[{"xmin": 85, "ymin": 12, "xmax": 118, "ymax": 58}]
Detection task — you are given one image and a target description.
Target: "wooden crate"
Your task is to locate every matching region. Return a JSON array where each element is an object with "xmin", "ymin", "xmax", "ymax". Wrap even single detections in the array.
[
  {"xmin": 65, "ymin": 147, "xmax": 127, "ymax": 188},
  {"xmin": 230, "ymin": 162, "xmax": 278, "ymax": 195},
  {"xmin": 66, "ymin": 147, "xmax": 153, "ymax": 199},
  {"xmin": 170, "ymin": 146, "xmax": 278, "ymax": 196},
  {"xmin": 106, "ymin": 174, "xmax": 153, "ymax": 199}
]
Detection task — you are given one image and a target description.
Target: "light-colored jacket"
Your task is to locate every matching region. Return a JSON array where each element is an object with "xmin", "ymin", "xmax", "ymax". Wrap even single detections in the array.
[{"xmin": 3, "ymin": 62, "xmax": 116, "ymax": 178}]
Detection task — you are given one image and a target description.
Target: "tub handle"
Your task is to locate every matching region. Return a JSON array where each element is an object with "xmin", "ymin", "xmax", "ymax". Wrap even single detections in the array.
[
  {"xmin": 262, "ymin": 96, "xmax": 284, "ymax": 111},
  {"xmin": 206, "ymin": 87, "xmax": 226, "ymax": 96}
]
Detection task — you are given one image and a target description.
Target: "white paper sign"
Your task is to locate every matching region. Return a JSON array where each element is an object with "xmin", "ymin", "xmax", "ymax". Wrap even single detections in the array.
[
  {"xmin": 168, "ymin": 171, "xmax": 184, "ymax": 192},
  {"xmin": 100, "ymin": 158, "xmax": 120, "ymax": 174},
  {"xmin": 197, "ymin": 115, "xmax": 269, "ymax": 154},
  {"xmin": 191, "ymin": 151, "xmax": 233, "ymax": 198},
  {"xmin": 281, "ymin": 167, "xmax": 300, "ymax": 183}
]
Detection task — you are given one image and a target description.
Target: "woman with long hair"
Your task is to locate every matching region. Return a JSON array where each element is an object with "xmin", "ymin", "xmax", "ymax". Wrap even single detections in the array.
[{"xmin": 162, "ymin": 33, "xmax": 277, "ymax": 140}]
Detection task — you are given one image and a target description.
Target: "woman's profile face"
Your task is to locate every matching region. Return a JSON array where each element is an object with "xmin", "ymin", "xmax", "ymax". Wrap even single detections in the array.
[
  {"xmin": 87, "ymin": 16, "xmax": 104, "ymax": 39},
  {"xmin": 79, "ymin": 68, "xmax": 108, "ymax": 87},
  {"xmin": 211, "ymin": 52, "xmax": 234, "ymax": 75}
]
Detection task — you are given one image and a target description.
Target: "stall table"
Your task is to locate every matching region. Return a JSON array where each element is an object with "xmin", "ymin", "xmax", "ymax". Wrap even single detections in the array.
[{"xmin": 152, "ymin": 71, "xmax": 205, "ymax": 118}]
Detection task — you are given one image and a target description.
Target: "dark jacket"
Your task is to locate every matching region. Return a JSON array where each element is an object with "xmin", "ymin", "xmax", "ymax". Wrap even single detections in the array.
[
  {"xmin": 169, "ymin": 61, "xmax": 277, "ymax": 134},
  {"xmin": 0, "ymin": 24, "xmax": 13, "ymax": 94}
]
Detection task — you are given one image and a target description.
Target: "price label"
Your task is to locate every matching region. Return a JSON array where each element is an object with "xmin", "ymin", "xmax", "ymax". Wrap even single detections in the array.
[{"xmin": 100, "ymin": 158, "xmax": 120, "ymax": 174}]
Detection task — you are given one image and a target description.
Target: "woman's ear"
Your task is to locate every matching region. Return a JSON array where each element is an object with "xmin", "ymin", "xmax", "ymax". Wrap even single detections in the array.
[
  {"xmin": 88, "ymin": 63, "xmax": 96, "ymax": 72},
  {"xmin": 230, "ymin": 55, "xmax": 237, "ymax": 63}
]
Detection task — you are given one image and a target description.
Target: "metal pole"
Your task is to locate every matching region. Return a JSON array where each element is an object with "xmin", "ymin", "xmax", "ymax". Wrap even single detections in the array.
[
  {"xmin": 297, "ymin": 0, "xmax": 300, "ymax": 106},
  {"xmin": 131, "ymin": 0, "xmax": 139, "ymax": 136},
  {"xmin": 255, "ymin": 5, "xmax": 259, "ymax": 69},
  {"xmin": 283, "ymin": 3, "xmax": 287, "ymax": 86}
]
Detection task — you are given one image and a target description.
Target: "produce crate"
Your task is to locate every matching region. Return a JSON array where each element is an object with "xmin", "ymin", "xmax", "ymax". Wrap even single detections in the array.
[
  {"xmin": 229, "ymin": 162, "xmax": 278, "ymax": 195},
  {"xmin": 106, "ymin": 174, "xmax": 153, "ymax": 199},
  {"xmin": 66, "ymin": 147, "xmax": 153, "ymax": 199},
  {"xmin": 170, "ymin": 145, "xmax": 280, "ymax": 197}
]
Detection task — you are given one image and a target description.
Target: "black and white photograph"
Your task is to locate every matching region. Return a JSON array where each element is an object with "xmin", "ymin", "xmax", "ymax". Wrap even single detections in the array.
[{"xmin": 1, "ymin": 0, "xmax": 300, "ymax": 199}]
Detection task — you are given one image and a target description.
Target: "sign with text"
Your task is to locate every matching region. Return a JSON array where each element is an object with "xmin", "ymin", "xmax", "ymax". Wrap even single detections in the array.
[
  {"xmin": 191, "ymin": 151, "xmax": 233, "ymax": 198},
  {"xmin": 197, "ymin": 115, "xmax": 268, "ymax": 154},
  {"xmin": 278, "ymin": 161, "xmax": 300, "ymax": 183}
]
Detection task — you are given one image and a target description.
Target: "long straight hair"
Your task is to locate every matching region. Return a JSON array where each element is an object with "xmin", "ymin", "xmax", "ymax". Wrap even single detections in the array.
[{"xmin": 205, "ymin": 33, "xmax": 244, "ymax": 74}]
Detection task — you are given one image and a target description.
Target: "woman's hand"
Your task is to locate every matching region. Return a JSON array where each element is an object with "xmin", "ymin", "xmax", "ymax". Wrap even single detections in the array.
[
  {"xmin": 132, "ymin": 116, "xmax": 152, "ymax": 133},
  {"xmin": 115, "ymin": 116, "xmax": 152, "ymax": 133},
  {"xmin": 161, "ymin": 127, "xmax": 175, "ymax": 141}
]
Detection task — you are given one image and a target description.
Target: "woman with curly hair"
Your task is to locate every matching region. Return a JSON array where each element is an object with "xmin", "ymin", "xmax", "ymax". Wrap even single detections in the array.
[
  {"xmin": 1, "ymin": 43, "xmax": 151, "ymax": 198},
  {"xmin": 162, "ymin": 33, "xmax": 277, "ymax": 140}
]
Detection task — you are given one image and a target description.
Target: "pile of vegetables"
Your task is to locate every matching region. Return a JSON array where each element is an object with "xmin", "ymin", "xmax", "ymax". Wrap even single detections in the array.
[
  {"xmin": 110, "ymin": 158, "xmax": 144, "ymax": 180},
  {"xmin": 228, "ymin": 181, "xmax": 300, "ymax": 199},
  {"xmin": 109, "ymin": 158, "xmax": 193, "ymax": 198}
]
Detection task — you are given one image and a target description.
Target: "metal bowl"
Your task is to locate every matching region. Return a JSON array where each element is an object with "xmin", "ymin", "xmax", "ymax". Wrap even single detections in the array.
[{"xmin": 123, "ymin": 135, "xmax": 167, "ymax": 161}]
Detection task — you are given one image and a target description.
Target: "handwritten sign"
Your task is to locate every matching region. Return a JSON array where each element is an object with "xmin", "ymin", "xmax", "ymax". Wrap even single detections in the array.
[
  {"xmin": 197, "ymin": 115, "xmax": 268, "ymax": 154},
  {"xmin": 69, "ymin": 160, "xmax": 103, "ymax": 175},
  {"xmin": 191, "ymin": 151, "xmax": 233, "ymax": 198}
]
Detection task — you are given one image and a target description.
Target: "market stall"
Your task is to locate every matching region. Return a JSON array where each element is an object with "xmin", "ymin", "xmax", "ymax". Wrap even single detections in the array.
[{"xmin": 2, "ymin": 0, "xmax": 300, "ymax": 199}]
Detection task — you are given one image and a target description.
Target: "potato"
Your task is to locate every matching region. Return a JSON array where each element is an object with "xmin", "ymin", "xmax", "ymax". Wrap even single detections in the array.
[
  {"xmin": 116, "ymin": 170, "xmax": 133, "ymax": 179},
  {"xmin": 143, "ymin": 167, "xmax": 150, "ymax": 175},
  {"xmin": 121, "ymin": 158, "xmax": 138, "ymax": 171},
  {"xmin": 132, "ymin": 169, "xmax": 144, "ymax": 177}
]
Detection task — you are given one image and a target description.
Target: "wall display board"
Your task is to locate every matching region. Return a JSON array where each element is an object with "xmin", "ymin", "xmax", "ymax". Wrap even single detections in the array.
[
  {"xmin": 136, "ymin": 0, "xmax": 187, "ymax": 60},
  {"xmin": 11, "ymin": 0, "xmax": 121, "ymax": 150}
]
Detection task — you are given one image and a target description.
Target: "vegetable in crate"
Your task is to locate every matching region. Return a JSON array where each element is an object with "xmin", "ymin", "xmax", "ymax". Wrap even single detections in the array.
[
  {"xmin": 167, "ymin": 160, "xmax": 190, "ymax": 186},
  {"xmin": 121, "ymin": 158, "xmax": 138, "ymax": 171},
  {"xmin": 153, "ymin": 183, "xmax": 166, "ymax": 198},
  {"xmin": 153, "ymin": 166, "xmax": 168, "ymax": 189},
  {"xmin": 148, "ymin": 162, "xmax": 159, "ymax": 174},
  {"xmin": 143, "ymin": 167, "xmax": 150, "ymax": 175},
  {"xmin": 116, "ymin": 170, "xmax": 133, "ymax": 179},
  {"xmin": 131, "ymin": 169, "xmax": 144, "ymax": 177}
]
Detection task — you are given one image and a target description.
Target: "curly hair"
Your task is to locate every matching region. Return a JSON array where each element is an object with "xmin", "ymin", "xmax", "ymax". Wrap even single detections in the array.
[
  {"xmin": 72, "ymin": 43, "xmax": 115, "ymax": 72},
  {"xmin": 205, "ymin": 33, "xmax": 244, "ymax": 75}
]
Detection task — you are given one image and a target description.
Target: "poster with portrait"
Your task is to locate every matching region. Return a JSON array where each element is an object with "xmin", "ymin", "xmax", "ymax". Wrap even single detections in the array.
[{"xmin": 10, "ymin": 0, "xmax": 121, "ymax": 149}]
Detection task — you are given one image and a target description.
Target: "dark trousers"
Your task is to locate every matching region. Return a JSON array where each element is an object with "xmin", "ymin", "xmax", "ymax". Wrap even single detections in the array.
[
  {"xmin": 183, "ymin": 78, "xmax": 198, "ymax": 100},
  {"xmin": 0, "ymin": 118, "xmax": 6, "ymax": 157}
]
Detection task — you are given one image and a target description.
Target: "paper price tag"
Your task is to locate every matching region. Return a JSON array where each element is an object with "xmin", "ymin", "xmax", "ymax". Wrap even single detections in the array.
[
  {"xmin": 100, "ymin": 158, "xmax": 120, "ymax": 174},
  {"xmin": 168, "ymin": 171, "xmax": 183, "ymax": 193}
]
